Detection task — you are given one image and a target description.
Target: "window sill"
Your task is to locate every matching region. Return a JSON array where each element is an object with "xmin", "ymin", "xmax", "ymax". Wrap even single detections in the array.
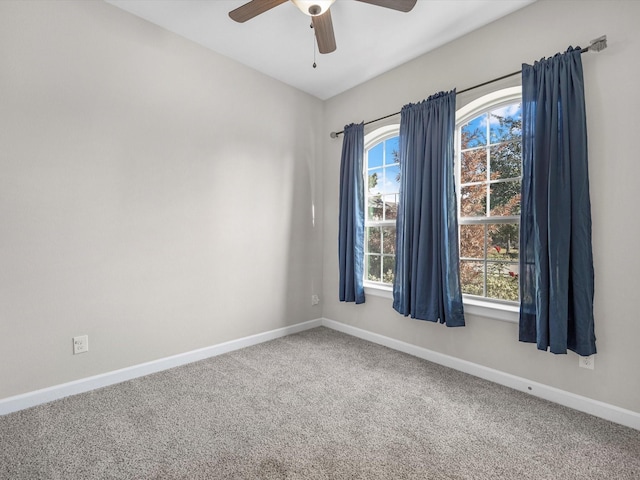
[
  {"xmin": 363, "ymin": 285, "xmax": 519, "ymax": 323},
  {"xmin": 462, "ymin": 297, "xmax": 519, "ymax": 323},
  {"xmin": 364, "ymin": 284, "xmax": 393, "ymax": 299}
]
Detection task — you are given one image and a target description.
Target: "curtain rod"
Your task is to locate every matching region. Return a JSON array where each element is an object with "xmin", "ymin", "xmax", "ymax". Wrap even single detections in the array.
[{"xmin": 329, "ymin": 35, "xmax": 607, "ymax": 139}]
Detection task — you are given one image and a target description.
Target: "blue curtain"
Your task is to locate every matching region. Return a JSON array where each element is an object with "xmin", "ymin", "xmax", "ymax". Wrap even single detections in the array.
[
  {"xmin": 519, "ymin": 47, "xmax": 596, "ymax": 355},
  {"xmin": 393, "ymin": 91, "xmax": 465, "ymax": 326},
  {"xmin": 338, "ymin": 122, "xmax": 365, "ymax": 304}
]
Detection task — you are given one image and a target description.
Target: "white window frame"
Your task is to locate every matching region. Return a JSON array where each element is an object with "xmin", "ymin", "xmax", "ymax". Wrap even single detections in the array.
[
  {"xmin": 363, "ymin": 125, "xmax": 399, "ymax": 296},
  {"xmin": 455, "ymin": 86, "xmax": 522, "ymax": 323},
  {"xmin": 361, "ymin": 89, "xmax": 521, "ymax": 324}
]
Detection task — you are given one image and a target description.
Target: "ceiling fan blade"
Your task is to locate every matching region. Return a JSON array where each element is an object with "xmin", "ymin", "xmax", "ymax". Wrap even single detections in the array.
[
  {"xmin": 229, "ymin": 0, "xmax": 288, "ymax": 23},
  {"xmin": 312, "ymin": 9, "xmax": 336, "ymax": 54},
  {"xmin": 354, "ymin": 0, "xmax": 417, "ymax": 13}
]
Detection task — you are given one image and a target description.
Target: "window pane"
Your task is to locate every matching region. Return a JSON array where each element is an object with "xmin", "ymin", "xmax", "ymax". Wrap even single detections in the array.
[
  {"xmin": 368, "ymin": 143, "xmax": 383, "ymax": 168},
  {"xmin": 487, "ymin": 224, "xmax": 519, "ymax": 261},
  {"xmin": 368, "ymin": 195, "xmax": 383, "ymax": 221},
  {"xmin": 460, "ymin": 261, "xmax": 484, "ymax": 296},
  {"xmin": 384, "ymin": 194, "xmax": 398, "ymax": 220},
  {"xmin": 490, "ymin": 143, "xmax": 521, "ymax": 180},
  {"xmin": 460, "ymin": 184, "xmax": 486, "ymax": 217},
  {"xmin": 489, "ymin": 181, "xmax": 520, "ymax": 216},
  {"xmin": 461, "ymin": 149, "xmax": 487, "ymax": 184},
  {"xmin": 460, "ymin": 224, "xmax": 484, "ymax": 259},
  {"xmin": 366, "ymin": 254, "xmax": 382, "ymax": 282},
  {"xmin": 384, "ymin": 165, "xmax": 401, "ymax": 193},
  {"xmin": 385, "ymin": 136, "xmax": 399, "ymax": 165},
  {"xmin": 368, "ymin": 168, "xmax": 382, "ymax": 194},
  {"xmin": 461, "ymin": 114, "xmax": 487, "ymax": 149},
  {"xmin": 457, "ymin": 97, "xmax": 522, "ymax": 303},
  {"xmin": 490, "ymin": 103, "xmax": 522, "ymax": 144},
  {"xmin": 487, "ymin": 262, "xmax": 519, "ymax": 301},
  {"xmin": 382, "ymin": 226, "xmax": 396, "ymax": 255},
  {"xmin": 382, "ymin": 256, "xmax": 395, "ymax": 284},
  {"xmin": 366, "ymin": 227, "xmax": 381, "ymax": 254}
]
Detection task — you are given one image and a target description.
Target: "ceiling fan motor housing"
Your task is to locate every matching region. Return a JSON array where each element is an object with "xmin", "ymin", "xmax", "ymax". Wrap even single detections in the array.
[{"xmin": 291, "ymin": 0, "xmax": 336, "ymax": 17}]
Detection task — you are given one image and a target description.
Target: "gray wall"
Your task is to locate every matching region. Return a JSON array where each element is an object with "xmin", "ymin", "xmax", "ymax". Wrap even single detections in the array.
[
  {"xmin": 0, "ymin": 0, "xmax": 323, "ymax": 399},
  {"xmin": 322, "ymin": 0, "xmax": 640, "ymax": 414}
]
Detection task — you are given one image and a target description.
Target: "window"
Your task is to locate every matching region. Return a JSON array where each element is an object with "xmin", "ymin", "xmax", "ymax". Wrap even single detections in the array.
[
  {"xmin": 456, "ymin": 87, "xmax": 522, "ymax": 304},
  {"xmin": 364, "ymin": 126, "xmax": 400, "ymax": 288}
]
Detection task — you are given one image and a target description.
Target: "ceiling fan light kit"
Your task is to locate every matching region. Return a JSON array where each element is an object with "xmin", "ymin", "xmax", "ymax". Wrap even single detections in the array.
[
  {"xmin": 291, "ymin": 0, "xmax": 336, "ymax": 16},
  {"xmin": 229, "ymin": 0, "xmax": 417, "ymax": 56}
]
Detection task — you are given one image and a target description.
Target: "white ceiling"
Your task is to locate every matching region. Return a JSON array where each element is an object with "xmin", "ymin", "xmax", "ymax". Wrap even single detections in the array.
[{"xmin": 106, "ymin": 0, "xmax": 536, "ymax": 100}]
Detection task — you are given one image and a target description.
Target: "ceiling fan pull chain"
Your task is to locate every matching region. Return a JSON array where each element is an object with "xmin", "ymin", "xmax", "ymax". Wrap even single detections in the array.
[{"xmin": 311, "ymin": 22, "xmax": 317, "ymax": 68}]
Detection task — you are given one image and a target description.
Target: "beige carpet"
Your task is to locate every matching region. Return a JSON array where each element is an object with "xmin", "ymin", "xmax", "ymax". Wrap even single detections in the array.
[{"xmin": 1, "ymin": 327, "xmax": 639, "ymax": 479}]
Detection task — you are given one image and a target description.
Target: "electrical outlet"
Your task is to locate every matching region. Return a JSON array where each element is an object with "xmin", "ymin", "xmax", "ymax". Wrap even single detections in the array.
[
  {"xmin": 73, "ymin": 335, "xmax": 89, "ymax": 355},
  {"xmin": 579, "ymin": 355, "xmax": 594, "ymax": 370},
  {"xmin": 311, "ymin": 294, "xmax": 320, "ymax": 306}
]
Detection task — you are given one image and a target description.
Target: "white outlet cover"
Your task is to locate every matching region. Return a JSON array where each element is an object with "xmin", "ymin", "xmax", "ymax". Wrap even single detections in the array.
[
  {"xmin": 73, "ymin": 335, "xmax": 89, "ymax": 355},
  {"xmin": 579, "ymin": 355, "xmax": 594, "ymax": 370}
]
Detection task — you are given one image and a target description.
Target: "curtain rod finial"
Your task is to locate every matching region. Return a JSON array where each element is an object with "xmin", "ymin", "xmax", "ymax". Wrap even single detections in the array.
[
  {"xmin": 330, "ymin": 131, "xmax": 338, "ymax": 138},
  {"xmin": 589, "ymin": 35, "xmax": 607, "ymax": 52}
]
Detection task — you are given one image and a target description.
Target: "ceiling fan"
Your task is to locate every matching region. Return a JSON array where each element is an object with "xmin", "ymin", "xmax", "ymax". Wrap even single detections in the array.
[{"xmin": 229, "ymin": 0, "xmax": 417, "ymax": 54}]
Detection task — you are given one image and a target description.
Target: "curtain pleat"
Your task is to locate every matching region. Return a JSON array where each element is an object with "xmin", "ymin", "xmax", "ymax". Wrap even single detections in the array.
[
  {"xmin": 338, "ymin": 122, "xmax": 365, "ymax": 304},
  {"xmin": 519, "ymin": 47, "xmax": 596, "ymax": 355},
  {"xmin": 392, "ymin": 91, "xmax": 465, "ymax": 326}
]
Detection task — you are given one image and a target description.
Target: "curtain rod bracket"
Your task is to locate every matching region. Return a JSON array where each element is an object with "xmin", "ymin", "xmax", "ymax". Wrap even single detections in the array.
[{"xmin": 589, "ymin": 35, "xmax": 607, "ymax": 53}]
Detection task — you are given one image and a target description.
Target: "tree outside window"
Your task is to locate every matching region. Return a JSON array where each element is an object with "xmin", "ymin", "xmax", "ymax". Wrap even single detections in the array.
[
  {"xmin": 458, "ymin": 100, "xmax": 522, "ymax": 303},
  {"xmin": 364, "ymin": 134, "xmax": 400, "ymax": 286}
]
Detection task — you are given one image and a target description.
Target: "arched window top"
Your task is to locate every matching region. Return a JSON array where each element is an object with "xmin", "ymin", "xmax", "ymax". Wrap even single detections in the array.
[
  {"xmin": 364, "ymin": 124, "xmax": 399, "ymax": 149},
  {"xmin": 456, "ymin": 86, "xmax": 522, "ymax": 126}
]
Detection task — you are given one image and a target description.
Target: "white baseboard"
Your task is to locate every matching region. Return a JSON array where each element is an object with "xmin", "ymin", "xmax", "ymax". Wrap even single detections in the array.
[
  {"xmin": 3, "ymin": 316, "xmax": 638, "ymax": 431},
  {"xmin": 0, "ymin": 318, "xmax": 323, "ymax": 416},
  {"xmin": 321, "ymin": 318, "xmax": 640, "ymax": 431}
]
